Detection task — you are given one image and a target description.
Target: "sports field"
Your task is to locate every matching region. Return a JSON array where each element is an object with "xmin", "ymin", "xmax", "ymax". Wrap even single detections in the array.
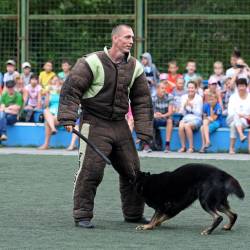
[{"xmin": 0, "ymin": 155, "xmax": 249, "ymax": 249}]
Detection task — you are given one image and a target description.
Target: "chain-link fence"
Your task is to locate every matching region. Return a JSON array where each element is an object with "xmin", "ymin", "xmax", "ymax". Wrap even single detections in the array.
[{"xmin": 1, "ymin": 0, "xmax": 250, "ymax": 78}]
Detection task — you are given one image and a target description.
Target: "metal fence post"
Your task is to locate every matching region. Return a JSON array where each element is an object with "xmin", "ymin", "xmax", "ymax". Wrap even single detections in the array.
[
  {"xmin": 135, "ymin": 0, "xmax": 145, "ymax": 59},
  {"xmin": 18, "ymin": 0, "xmax": 29, "ymax": 70}
]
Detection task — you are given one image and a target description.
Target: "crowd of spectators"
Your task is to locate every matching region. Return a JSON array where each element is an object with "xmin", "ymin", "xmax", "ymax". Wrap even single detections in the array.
[
  {"xmin": 129, "ymin": 48, "xmax": 250, "ymax": 154},
  {"xmin": 0, "ymin": 48, "xmax": 250, "ymax": 153},
  {"xmin": 0, "ymin": 59, "xmax": 78, "ymax": 150}
]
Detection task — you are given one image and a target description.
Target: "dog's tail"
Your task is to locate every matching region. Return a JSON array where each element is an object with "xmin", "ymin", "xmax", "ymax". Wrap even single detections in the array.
[{"xmin": 225, "ymin": 177, "xmax": 245, "ymax": 199}]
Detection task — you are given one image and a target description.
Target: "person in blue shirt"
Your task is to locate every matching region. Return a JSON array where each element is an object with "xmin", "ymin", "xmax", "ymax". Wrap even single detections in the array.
[{"xmin": 200, "ymin": 93, "xmax": 222, "ymax": 153}]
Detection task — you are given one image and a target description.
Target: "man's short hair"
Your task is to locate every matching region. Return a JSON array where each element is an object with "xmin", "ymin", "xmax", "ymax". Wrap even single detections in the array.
[
  {"xmin": 187, "ymin": 59, "xmax": 196, "ymax": 64},
  {"xmin": 111, "ymin": 24, "xmax": 132, "ymax": 38},
  {"xmin": 236, "ymin": 78, "xmax": 248, "ymax": 87}
]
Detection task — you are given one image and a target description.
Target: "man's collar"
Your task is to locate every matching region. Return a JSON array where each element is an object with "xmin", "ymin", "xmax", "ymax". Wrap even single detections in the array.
[{"xmin": 104, "ymin": 46, "xmax": 131, "ymax": 63}]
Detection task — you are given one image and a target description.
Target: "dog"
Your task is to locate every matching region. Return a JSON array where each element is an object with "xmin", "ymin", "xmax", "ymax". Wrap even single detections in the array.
[{"xmin": 135, "ymin": 163, "xmax": 245, "ymax": 235}]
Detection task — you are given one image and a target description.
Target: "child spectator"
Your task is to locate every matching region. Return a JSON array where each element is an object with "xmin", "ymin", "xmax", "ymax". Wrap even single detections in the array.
[
  {"xmin": 23, "ymin": 75, "xmax": 42, "ymax": 121},
  {"xmin": 227, "ymin": 78, "xmax": 250, "ymax": 154},
  {"xmin": 21, "ymin": 62, "xmax": 33, "ymax": 86},
  {"xmin": 38, "ymin": 75, "xmax": 62, "ymax": 150},
  {"xmin": 58, "ymin": 60, "xmax": 71, "ymax": 83},
  {"xmin": 3, "ymin": 60, "xmax": 19, "ymax": 87},
  {"xmin": 178, "ymin": 81, "xmax": 203, "ymax": 153},
  {"xmin": 199, "ymin": 93, "xmax": 222, "ymax": 153},
  {"xmin": 141, "ymin": 52, "xmax": 159, "ymax": 96},
  {"xmin": 143, "ymin": 82, "xmax": 174, "ymax": 153},
  {"xmin": 194, "ymin": 76, "xmax": 204, "ymax": 97},
  {"xmin": 183, "ymin": 60, "xmax": 199, "ymax": 89},
  {"xmin": 222, "ymin": 77, "xmax": 235, "ymax": 115},
  {"xmin": 14, "ymin": 76, "xmax": 26, "ymax": 97},
  {"xmin": 0, "ymin": 80, "xmax": 23, "ymax": 141},
  {"xmin": 39, "ymin": 61, "xmax": 55, "ymax": 95},
  {"xmin": 210, "ymin": 61, "xmax": 226, "ymax": 89},
  {"xmin": 172, "ymin": 76, "xmax": 186, "ymax": 113},
  {"xmin": 165, "ymin": 60, "xmax": 182, "ymax": 94},
  {"xmin": 203, "ymin": 76, "xmax": 223, "ymax": 108}
]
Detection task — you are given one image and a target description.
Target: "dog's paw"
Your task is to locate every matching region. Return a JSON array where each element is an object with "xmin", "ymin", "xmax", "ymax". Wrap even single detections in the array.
[
  {"xmin": 200, "ymin": 230, "xmax": 211, "ymax": 235},
  {"xmin": 222, "ymin": 225, "xmax": 232, "ymax": 231},
  {"xmin": 136, "ymin": 224, "xmax": 153, "ymax": 230}
]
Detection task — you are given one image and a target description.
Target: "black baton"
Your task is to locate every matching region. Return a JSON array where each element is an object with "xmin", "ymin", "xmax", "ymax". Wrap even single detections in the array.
[{"xmin": 72, "ymin": 128, "xmax": 111, "ymax": 165}]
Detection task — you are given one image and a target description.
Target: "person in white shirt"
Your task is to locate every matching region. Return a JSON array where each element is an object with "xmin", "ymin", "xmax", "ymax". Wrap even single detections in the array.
[
  {"xmin": 227, "ymin": 78, "xmax": 250, "ymax": 154},
  {"xmin": 178, "ymin": 81, "xmax": 203, "ymax": 153}
]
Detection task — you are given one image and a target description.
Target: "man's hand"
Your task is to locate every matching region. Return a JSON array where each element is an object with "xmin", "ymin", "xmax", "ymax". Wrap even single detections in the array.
[{"xmin": 64, "ymin": 125, "xmax": 74, "ymax": 132}]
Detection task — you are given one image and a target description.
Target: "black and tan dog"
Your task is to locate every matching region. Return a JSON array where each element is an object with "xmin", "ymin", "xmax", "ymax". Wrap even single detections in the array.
[{"xmin": 135, "ymin": 163, "xmax": 244, "ymax": 235}]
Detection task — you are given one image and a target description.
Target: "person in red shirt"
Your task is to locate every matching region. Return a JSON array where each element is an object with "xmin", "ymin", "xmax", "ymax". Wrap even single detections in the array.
[{"xmin": 165, "ymin": 60, "xmax": 182, "ymax": 94}]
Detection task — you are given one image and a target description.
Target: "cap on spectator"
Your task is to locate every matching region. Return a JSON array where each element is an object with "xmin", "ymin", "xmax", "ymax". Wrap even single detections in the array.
[
  {"xmin": 159, "ymin": 73, "xmax": 168, "ymax": 81},
  {"xmin": 5, "ymin": 80, "xmax": 16, "ymax": 88},
  {"xmin": 6, "ymin": 59, "xmax": 16, "ymax": 66},
  {"xmin": 208, "ymin": 76, "xmax": 218, "ymax": 85},
  {"xmin": 22, "ymin": 62, "xmax": 31, "ymax": 69}
]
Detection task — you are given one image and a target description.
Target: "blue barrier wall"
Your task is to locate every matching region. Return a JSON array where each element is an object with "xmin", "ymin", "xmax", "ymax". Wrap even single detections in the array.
[
  {"xmin": 2, "ymin": 123, "xmax": 72, "ymax": 148},
  {"xmin": 1, "ymin": 122, "xmax": 249, "ymax": 152},
  {"xmin": 159, "ymin": 127, "xmax": 249, "ymax": 153}
]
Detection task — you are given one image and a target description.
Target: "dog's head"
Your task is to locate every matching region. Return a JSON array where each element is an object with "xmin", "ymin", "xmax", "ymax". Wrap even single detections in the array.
[{"xmin": 133, "ymin": 171, "xmax": 151, "ymax": 195}]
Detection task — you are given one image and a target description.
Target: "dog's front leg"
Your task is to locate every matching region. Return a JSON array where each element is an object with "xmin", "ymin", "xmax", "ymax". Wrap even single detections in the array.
[{"xmin": 136, "ymin": 210, "xmax": 167, "ymax": 230}]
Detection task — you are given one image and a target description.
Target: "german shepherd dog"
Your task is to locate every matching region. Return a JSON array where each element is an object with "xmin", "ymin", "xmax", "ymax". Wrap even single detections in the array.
[{"xmin": 135, "ymin": 163, "xmax": 244, "ymax": 235}]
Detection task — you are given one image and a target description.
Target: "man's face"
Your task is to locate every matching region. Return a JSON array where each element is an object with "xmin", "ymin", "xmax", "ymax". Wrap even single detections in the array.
[{"xmin": 113, "ymin": 27, "xmax": 134, "ymax": 54}]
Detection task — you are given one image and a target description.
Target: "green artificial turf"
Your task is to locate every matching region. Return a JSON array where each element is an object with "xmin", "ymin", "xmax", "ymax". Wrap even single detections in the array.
[{"xmin": 0, "ymin": 155, "xmax": 249, "ymax": 249}]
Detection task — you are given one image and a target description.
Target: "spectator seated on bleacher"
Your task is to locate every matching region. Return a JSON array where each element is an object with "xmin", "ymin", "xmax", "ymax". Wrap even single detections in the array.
[
  {"xmin": 204, "ymin": 76, "xmax": 223, "ymax": 109},
  {"xmin": 226, "ymin": 78, "xmax": 250, "ymax": 154},
  {"xmin": 199, "ymin": 93, "xmax": 222, "ymax": 153},
  {"xmin": 2, "ymin": 60, "xmax": 19, "ymax": 88},
  {"xmin": 143, "ymin": 82, "xmax": 174, "ymax": 153},
  {"xmin": 38, "ymin": 75, "xmax": 62, "ymax": 150},
  {"xmin": 39, "ymin": 60, "xmax": 56, "ymax": 96},
  {"xmin": 21, "ymin": 62, "xmax": 33, "ymax": 86},
  {"xmin": 178, "ymin": 81, "xmax": 203, "ymax": 153},
  {"xmin": 183, "ymin": 59, "xmax": 200, "ymax": 89},
  {"xmin": 22, "ymin": 74, "xmax": 42, "ymax": 122},
  {"xmin": 221, "ymin": 76, "xmax": 235, "ymax": 115},
  {"xmin": 171, "ymin": 77, "xmax": 185, "ymax": 126},
  {"xmin": 0, "ymin": 80, "xmax": 23, "ymax": 141},
  {"xmin": 58, "ymin": 60, "xmax": 71, "ymax": 83},
  {"xmin": 141, "ymin": 52, "xmax": 159, "ymax": 97}
]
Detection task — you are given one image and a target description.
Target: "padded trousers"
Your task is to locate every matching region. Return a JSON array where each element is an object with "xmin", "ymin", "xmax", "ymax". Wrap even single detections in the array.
[{"xmin": 73, "ymin": 113, "xmax": 144, "ymax": 222}]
